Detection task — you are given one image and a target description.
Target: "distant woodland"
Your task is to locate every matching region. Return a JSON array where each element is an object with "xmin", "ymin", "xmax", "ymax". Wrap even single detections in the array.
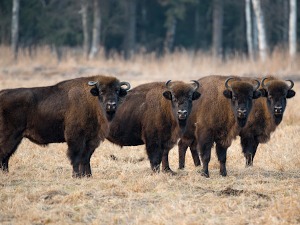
[{"xmin": 1, "ymin": 0, "xmax": 298, "ymax": 60}]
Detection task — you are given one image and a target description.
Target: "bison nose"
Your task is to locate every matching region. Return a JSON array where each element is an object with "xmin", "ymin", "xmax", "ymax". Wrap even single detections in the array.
[
  {"xmin": 178, "ymin": 110, "xmax": 188, "ymax": 120},
  {"xmin": 106, "ymin": 101, "xmax": 117, "ymax": 111},
  {"xmin": 274, "ymin": 106, "xmax": 283, "ymax": 114},
  {"xmin": 237, "ymin": 108, "xmax": 247, "ymax": 119}
]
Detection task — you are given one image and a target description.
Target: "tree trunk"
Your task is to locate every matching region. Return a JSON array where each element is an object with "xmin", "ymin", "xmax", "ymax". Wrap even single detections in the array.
[
  {"xmin": 283, "ymin": 0, "xmax": 289, "ymax": 46},
  {"xmin": 124, "ymin": 0, "xmax": 136, "ymax": 59},
  {"xmin": 212, "ymin": 0, "xmax": 223, "ymax": 59},
  {"xmin": 81, "ymin": 0, "xmax": 89, "ymax": 59},
  {"xmin": 164, "ymin": 15, "xmax": 176, "ymax": 53},
  {"xmin": 194, "ymin": 6, "xmax": 200, "ymax": 50},
  {"xmin": 289, "ymin": 0, "xmax": 297, "ymax": 59},
  {"xmin": 89, "ymin": 0, "xmax": 101, "ymax": 60},
  {"xmin": 245, "ymin": 0, "xmax": 254, "ymax": 60},
  {"xmin": 11, "ymin": 0, "xmax": 20, "ymax": 61},
  {"xmin": 252, "ymin": 0, "xmax": 267, "ymax": 61}
]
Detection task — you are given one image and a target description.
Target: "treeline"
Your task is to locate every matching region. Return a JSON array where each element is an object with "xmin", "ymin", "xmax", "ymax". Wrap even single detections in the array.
[{"xmin": 0, "ymin": 0, "xmax": 299, "ymax": 60}]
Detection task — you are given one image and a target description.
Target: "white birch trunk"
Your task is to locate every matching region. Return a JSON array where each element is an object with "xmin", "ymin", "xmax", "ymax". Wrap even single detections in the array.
[
  {"xmin": 89, "ymin": 0, "xmax": 101, "ymax": 60},
  {"xmin": 289, "ymin": 0, "xmax": 297, "ymax": 58},
  {"xmin": 80, "ymin": 0, "xmax": 89, "ymax": 59},
  {"xmin": 245, "ymin": 0, "xmax": 254, "ymax": 60},
  {"xmin": 11, "ymin": 0, "xmax": 20, "ymax": 60},
  {"xmin": 252, "ymin": 0, "xmax": 267, "ymax": 61}
]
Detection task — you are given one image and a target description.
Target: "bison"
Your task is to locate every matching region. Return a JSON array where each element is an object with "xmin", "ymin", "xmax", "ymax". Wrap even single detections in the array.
[
  {"xmin": 177, "ymin": 75, "xmax": 261, "ymax": 177},
  {"xmin": 107, "ymin": 80, "xmax": 201, "ymax": 173},
  {"xmin": 0, "ymin": 75, "xmax": 130, "ymax": 177},
  {"xmin": 239, "ymin": 76, "xmax": 296, "ymax": 166}
]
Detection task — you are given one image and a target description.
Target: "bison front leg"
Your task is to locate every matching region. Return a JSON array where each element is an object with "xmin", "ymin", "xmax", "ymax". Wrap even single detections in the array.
[
  {"xmin": 161, "ymin": 149, "xmax": 176, "ymax": 175},
  {"xmin": 146, "ymin": 143, "xmax": 163, "ymax": 173},
  {"xmin": 178, "ymin": 138, "xmax": 190, "ymax": 169},
  {"xmin": 240, "ymin": 136, "xmax": 259, "ymax": 167},
  {"xmin": 190, "ymin": 140, "xmax": 201, "ymax": 167},
  {"xmin": 67, "ymin": 138, "xmax": 85, "ymax": 178},
  {"xmin": 216, "ymin": 143, "xmax": 227, "ymax": 177}
]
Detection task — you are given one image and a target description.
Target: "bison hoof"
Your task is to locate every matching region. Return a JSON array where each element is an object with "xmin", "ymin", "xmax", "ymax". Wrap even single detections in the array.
[
  {"xmin": 163, "ymin": 168, "xmax": 177, "ymax": 175},
  {"xmin": 200, "ymin": 170, "xmax": 209, "ymax": 178},
  {"xmin": 220, "ymin": 171, "xmax": 227, "ymax": 177}
]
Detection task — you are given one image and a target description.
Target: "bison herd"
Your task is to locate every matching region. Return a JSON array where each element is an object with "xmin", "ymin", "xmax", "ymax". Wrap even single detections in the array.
[{"xmin": 0, "ymin": 75, "xmax": 296, "ymax": 178}]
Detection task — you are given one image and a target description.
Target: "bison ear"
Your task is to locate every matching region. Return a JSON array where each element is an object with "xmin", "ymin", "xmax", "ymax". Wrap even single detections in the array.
[
  {"xmin": 223, "ymin": 90, "xmax": 232, "ymax": 99},
  {"xmin": 253, "ymin": 90, "xmax": 262, "ymax": 99},
  {"xmin": 90, "ymin": 87, "xmax": 99, "ymax": 96},
  {"xmin": 260, "ymin": 89, "xmax": 268, "ymax": 97},
  {"xmin": 119, "ymin": 89, "xmax": 128, "ymax": 97},
  {"xmin": 287, "ymin": 90, "xmax": 296, "ymax": 98},
  {"xmin": 192, "ymin": 91, "xmax": 201, "ymax": 100},
  {"xmin": 163, "ymin": 91, "xmax": 172, "ymax": 100}
]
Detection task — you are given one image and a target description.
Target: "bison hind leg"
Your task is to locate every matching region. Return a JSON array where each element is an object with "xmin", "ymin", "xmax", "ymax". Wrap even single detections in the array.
[
  {"xmin": 0, "ymin": 133, "xmax": 23, "ymax": 172},
  {"xmin": 198, "ymin": 142, "xmax": 213, "ymax": 178}
]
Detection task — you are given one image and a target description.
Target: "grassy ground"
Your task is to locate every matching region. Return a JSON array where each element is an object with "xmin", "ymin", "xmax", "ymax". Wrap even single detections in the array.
[{"xmin": 0, "ymin": 47, "xmax": 300, "ymax": 224}]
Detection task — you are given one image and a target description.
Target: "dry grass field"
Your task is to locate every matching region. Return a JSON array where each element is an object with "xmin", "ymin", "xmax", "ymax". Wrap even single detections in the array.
[{"xmin": 0, "ymin": 46, "xmax": 300, "ymax": 224}]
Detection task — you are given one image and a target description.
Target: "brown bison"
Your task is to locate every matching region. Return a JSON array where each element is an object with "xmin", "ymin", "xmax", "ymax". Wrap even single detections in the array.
[
  {"xmin": 107, "ymin": 80, "xmax": 201, "ymax": 173},
  {"xmin": 239, "ymin": 76, "xmax": 296, "ymax": 166},
  {"xmin": 177, "ymin": 76, "xmax": 261, "ymax": 177},
  {"xmin": 0, "ymin": 75, "xmax": 130, "ymax": 177}
]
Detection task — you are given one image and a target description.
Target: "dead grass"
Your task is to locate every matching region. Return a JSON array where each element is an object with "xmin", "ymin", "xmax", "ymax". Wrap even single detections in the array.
[{"xmin": 0, "ymin": 46, "xmax": 300, "ymax": 225}]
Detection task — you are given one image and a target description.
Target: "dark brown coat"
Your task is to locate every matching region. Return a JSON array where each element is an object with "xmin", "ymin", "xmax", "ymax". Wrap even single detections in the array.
[
  {"xmin": 0, "ymin": 75, "xmax": 130, "ymax": 177},
  {"xmin": 107, "ymin": 81, "xmax": 201, "ymax": 173},
  {"xmin": 178, "ymin": 75, "xmax": 261, "ymax": 177}
]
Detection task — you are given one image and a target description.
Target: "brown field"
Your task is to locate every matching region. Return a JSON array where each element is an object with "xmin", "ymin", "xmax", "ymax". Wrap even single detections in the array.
[{"xmin": 0, "ymin": 46, "xmax": 300, "ymax": 225}]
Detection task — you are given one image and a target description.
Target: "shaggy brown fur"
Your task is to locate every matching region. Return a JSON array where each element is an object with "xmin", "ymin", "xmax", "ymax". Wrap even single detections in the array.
[
  {"xmin": 239, "ymin": 76, "xmax": 296, "ymax": 166},
  {"xmin": 0, "ymin": 75, "xmax": 130, "ymax": 177},
  {"xmin": 107, "ymin": 81, "xmax": 201, "ymax": 173},
  {"xmin": 182, "ymin": 76, "xmax": 296, "ymax": 169},
  {"xmin": 178, "ymin": 75, "xmax": 261, "ymax": 177}
]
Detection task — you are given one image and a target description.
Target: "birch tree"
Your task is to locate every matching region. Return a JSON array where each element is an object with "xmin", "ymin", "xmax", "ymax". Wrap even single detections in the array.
[
  {"xmin": 11, "ymin": 0, "xmax": 20, "ymax": 60},
  {"xmin": 80, "ymin": 0, "xmax": 89, "ymax": 59},
  {"xmin": 212, "ymin": 0, "xmax": 223, "ymax": 59},
  {"xmin": 89, "ymin": 0, "xmax": 101, "ymax": 60},
  {"xmin": 245, "ymin": 0, "xmax": 254, "ymax": 60},
  {"xmin": 289, "ymin": 0, "xmax": 297, "ymax": 59},
  {"xmin": 252, "ymin": 0, "xmax": 267, "ymax": 61}
]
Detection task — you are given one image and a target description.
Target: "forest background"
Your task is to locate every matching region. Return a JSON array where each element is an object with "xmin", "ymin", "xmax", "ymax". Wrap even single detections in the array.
[{"xmin": 1, "ymin": 0, "xmax": 299, "ymax": 63}]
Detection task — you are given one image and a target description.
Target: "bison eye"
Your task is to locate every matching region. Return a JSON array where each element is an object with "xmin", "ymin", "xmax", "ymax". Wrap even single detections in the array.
[
  {"xmin": 232, "ymin": 96, "xmax": 237, "ymax": 101},
  {"xmin": 268, "ymin": 95, "xmax": 273, "ymax": 100}
]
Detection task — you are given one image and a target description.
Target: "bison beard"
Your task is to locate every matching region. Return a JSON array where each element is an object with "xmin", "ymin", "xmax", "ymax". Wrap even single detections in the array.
[
  {"xmin": 107, "ymin": 80, "xmax": 201, "ymax": 174},
  {"xmin": 0, "ymin": 75, "xmax": 130, "ymax": 177}
]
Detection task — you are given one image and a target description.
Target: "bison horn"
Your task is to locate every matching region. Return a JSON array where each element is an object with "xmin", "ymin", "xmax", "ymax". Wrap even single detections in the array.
[
  {"xmin": 120, "ymin": 81, "xmax": 131, "ymax": 90},
  {"xmin": 286, "ymin": 79, "xmax": 294, "ymax": 90},
  {"xmin": 253, "ymin": 79, "xmax": 260, "ymax": 91},
  {"xmin": 88, "ymin": 81, "xmax": 99, "ymax": 89},
  {"xmin": 166, "ymin": 80, "xmax": 172, "ymax": 89},
  {"xmin": 261, "ymin": 77, "xmax": 269, "ymax": 88},
  {"xmin": 191, "ymin": 80, "xmax": 200, "ymax": 90},
  {"xmin": 225, "ymin": 77, "xmax": 235, "ymax": 90}
]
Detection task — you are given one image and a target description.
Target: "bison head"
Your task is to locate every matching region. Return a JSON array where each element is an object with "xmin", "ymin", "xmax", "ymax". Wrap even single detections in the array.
[
  {"xmin": 223, "ymin": 77, "xmax": 261, "ymax": 127},
  {"xmin": 260, "ymin": 77, "xmax": 296, "ymax": 125},
  {"xmin": 163, "ymin": 80, "xmax": 201, "ymax": 126},
  {"xmin": 88, "ymin": 79, "xmax": 131, "ymax": 121}
]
